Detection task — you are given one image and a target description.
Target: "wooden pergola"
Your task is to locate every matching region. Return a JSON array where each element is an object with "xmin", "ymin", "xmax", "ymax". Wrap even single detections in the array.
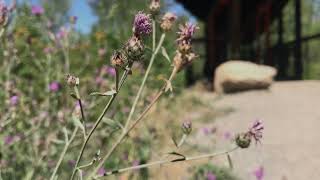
[{"xmin": 176, "ymin": 0, "xmax": 304, "ymax": 86}]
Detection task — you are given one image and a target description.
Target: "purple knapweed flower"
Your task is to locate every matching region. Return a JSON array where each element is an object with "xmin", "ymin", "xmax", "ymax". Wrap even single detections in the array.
[
  {"xmin": 31, "ymin": 5, "xmax": 44, "ymax": 16},
  {"xmin": 4, "ymin": 135, "xmax": 15, "ymax": 145},
  {"xmin": 133, "ymin": 12, "xmax": 152, "ymax": 37},
  {"xmin": 49, "ymin": 81, "xmax": 60, "ymax": 92},
  {"xmin": 206, "ymin": 172, "xmax": 216, "ymax": 180},
  {"xmin": 56, "ymin": 26, "xmax": 69, "ymax": 39},
  {"xmin": 106, "ymin": 67, "xmax": 116, "ymax": 77},
  {"xmin": 253, "ymin": 166, "xmax": 264, "ymax": 180},
  {"xmin": 177, "ymin": 23, "xmax": 199, "ymax": 44},
  {"xmin": 98, "ymin": 167, "xmax": 106, "ymax": 176},
  {"xmin": 10, "ymin": 95, "xmax": 19, "ymax": 106},
  {"xmin": 70, "ymin": 15, "xmax": 78, "ymax": 24},
  {"xmin": 249, "ymin": 120, "xmax": 264, "ymax": 144}
]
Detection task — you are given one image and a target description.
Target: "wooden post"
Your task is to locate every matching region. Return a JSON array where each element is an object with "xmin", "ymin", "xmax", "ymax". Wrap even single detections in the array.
[{"xmin": 294, "ymin": 0, "xmax": 302, "ymax": 79}]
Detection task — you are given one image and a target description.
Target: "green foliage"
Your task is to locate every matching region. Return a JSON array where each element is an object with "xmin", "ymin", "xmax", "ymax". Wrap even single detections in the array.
[{"xmin": 192, "ymin": 163, "xmax": 239, "ymax": 180}]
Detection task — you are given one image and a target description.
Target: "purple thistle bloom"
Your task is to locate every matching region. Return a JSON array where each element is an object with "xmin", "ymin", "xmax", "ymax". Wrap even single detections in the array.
[
  {"xmin": 49, "ymin": 81, "xmax": 60, "ymax": 92},
  {"xmin": 106, "ymin": 67, "xmax": 116, "ymax": 77},
  {"xmin": 133, "ymin": 12, "xmax": 152, "ymax": 37},
  {"xmin": 98, "ymin": 167, "xmax": 106, "ymax": 176},
  {"xmin": 206, "ymin": 172, "xmax": 216, "ymax": 180},
  {"xmin": 177, "ymin": 23, "xmax": 199, "ymax": 44},
  {"xmin": 249, "ymin": 120, "xmax": 264, "ymax": 144},
  {"xmin": 4, "ymin": 135, "xmax": 15, "ymax": 145},
  {"xmin": 31, "ymin": 5, "xmax": 44, "ymax": 16},
  {"xmin": 253, "ymin": 166, "xmax": 264, "ymax": 180},
  {"xmin": 10, "ymin": 95, "xmax": 19, "ymax": 106}
]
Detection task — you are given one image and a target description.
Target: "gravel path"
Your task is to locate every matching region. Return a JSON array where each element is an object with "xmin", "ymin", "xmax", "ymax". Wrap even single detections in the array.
[{"xmin": 207, "ymin": 81, "xmax": 320, "ymax": 180}]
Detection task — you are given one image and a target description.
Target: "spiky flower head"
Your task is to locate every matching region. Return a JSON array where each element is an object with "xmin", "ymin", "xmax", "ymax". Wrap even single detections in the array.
[
  {"xmin": 0, "ymin": 1, "xmax": 8, "ymax": 26},
  {"xmin": 31, "ymin": 5, "xmax": 44, "ymax": 16},
  {"xmin": 66, "ymin": 74, "xmax": 79, "ymax": 87},
  {"xmin": 173, "ymin": 51, "xmax": 198, "ymax": 72},
  {"xmin": 235, "ymin": 120, "xmax": 264, "ymax": 149},
  {"xmin": 177, "ymin": 23, "xmax": 199, "ymax": 45},
  {"xmin": 160, "ymin": 12, "xmax": 177, "ymax": 32},
  {"xmin": 133, "ymin": 12, "xmax": 152, "ymax": 37},
  {"xmin": 149, "ymin": 0, "xmax": 160, "ymax": 15},
  {"xmin": 111, "ymin": 50, "xmax": 127, "ymax": 68},
  {"xmin": 181, "ymin": 120, "xmax": 192, "ymax": 135},
  {"xmin": 125, "ymin": 36, "xmax": 145, "ymax": 61}
]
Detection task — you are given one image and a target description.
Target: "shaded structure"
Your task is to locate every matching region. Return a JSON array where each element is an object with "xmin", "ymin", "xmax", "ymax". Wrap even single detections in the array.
[{"xmin": 176, "ymin": 0, "xmax": 305, "ymax": 88}]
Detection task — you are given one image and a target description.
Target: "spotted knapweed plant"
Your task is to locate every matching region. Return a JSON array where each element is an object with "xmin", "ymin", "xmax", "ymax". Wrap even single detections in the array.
[{"xmin": 0, "ymin": 0, "xmax": 264, "ymax": 179}]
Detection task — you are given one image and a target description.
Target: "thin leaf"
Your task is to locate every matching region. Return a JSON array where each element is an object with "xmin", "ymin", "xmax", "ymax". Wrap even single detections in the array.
[
  {"xmin": 72, "ymin": 116, "xmax": 85, "ymax": 133},
  {"xmin": 90, "ymin": 90, "xmax": 117, "ymax": 96},
  {"xmin": 227, "ymin": 153, "xmax": 233, "ymax": 170},
  {"xmin": 62, "ymin": 127, "xmax": 69, "ymax": 142},
  {"xmin": 171, "ymin": 136, "xmax": 178, "ymax": 147},
  {"xmin": 161, "ymin": 47, "xmax": 171, "ymax": 62},
  {"xmin": 168, "ymin": 151, "xmax": 186, "ymax": 159},
  {"xmin": 70, "ymin": 93, "xmax": 78, "ymax": 100}
]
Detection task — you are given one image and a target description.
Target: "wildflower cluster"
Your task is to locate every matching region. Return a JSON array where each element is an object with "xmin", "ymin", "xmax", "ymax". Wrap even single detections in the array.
[{"xmin": 174, "ymin": 23, "xmax": 199, "ymax": 71}]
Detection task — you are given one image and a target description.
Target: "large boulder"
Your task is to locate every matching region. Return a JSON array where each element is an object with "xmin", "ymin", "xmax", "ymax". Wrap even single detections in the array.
[{"xmin": 214, "ymin": 60, "xmax": 277, "ymax": 93}]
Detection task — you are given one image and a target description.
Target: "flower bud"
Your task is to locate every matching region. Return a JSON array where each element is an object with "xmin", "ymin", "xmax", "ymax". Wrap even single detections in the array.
[
  {"xmin": 149, "ymin": 0, "xmax": 160, "ymax": 16},
  {"xmin": 66, "ymin": 74, "xmax": 79, "ymax": 87},
  {"xmin": 111, "ymin": 50, "xmax": 126, "ymax": 67},
  {"xmin": 235, "ymin": 133, "xmax": 251, "ymax": 149},
  {"xmin": 160, "ymin": 12, "xmax": 177, "ymax": 32},
  {"xmin": 125, "ymin": 36, "xmax": 145, "ymax": 61},
  {"xmin": 181, "ymin": 120, "xmax": 192, "ymax": 135}
]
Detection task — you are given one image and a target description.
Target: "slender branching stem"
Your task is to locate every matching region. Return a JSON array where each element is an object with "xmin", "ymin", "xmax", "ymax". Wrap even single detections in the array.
[
  {"xmin": 96, "ymin": 147, "xmax": 239, "ymax": 178},
  {"xmin": 124, "ymin": 33, "xmax": 166, "ymax": 130},
  {"xmin": 70, "ymin": 65, "xmax": 132, "ymax": 180},
  {"xmin": 152, "ymin": 20, "xmax": 156, "ymax": 51},
  {"xmin": 74, "ymin": 86, "xmax": 87, "ymax": 135},
  {"xmin": 50, "ymin": 127, "xmax": 78, "ymax": 180},
  {"xmin": 88, "ymin": 67, "xmax": 178, "ymax": 179}
]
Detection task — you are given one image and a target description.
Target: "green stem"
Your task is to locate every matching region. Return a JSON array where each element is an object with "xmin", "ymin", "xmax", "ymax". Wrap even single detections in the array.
[
  {"xmin": 88, "ymin": 67, "xmax": 177, "ymax": 179},
  {"xmin": 50, "ymin": 127, "xmax": 78, "ymax": 180},
  {"xmin": 152, "ymin": 20, "xmax": 156, "ymax": 51},
  {"xmin": 70, "ymin": 65, "xmax": 132, "ymax": 180},
  {"xmin": 124, "ymin": 33, "xmax": 166, "ymax": 130},
  {"xmin": 96, "ymin": 147, "xmax": 239, "ymax": 178}
]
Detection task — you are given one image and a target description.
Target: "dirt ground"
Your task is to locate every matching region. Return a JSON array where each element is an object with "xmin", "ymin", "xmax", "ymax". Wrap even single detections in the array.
[{"xmin": 188, "ymin": 80, "xmax": 320, "ymax": 180}]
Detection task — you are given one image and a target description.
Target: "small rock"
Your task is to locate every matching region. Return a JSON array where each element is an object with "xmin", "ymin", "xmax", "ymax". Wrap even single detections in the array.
[{"xmin": 214, "ymin": 61, "xmax": 277, "ymax": 93}]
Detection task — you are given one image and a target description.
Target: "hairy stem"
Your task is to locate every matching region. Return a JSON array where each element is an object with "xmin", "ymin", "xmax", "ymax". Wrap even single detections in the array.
[
  {"xmin": 88, "ymin": 67, "xmax": 178, "ymax": 179},
  {"xmin": 97, "ymin": 147, "xmax": 239, "ymax": 178},
  {"xmin": 124, "ymin": 33, "xmax": 166, "ymax": 130},
  {"xmin": 50, "ymin": 127, "xmax": 78, "ymax": 180},
  {"xmin": 152, "ymin": 20, "xmax": 156, "ymax": 51},
  {"xmin": 74, "ymin": 86, "xmax": 87, "ymax": 136},
  {"xmin": 70, "ymin": 65, "xmax": 132, "ymax": 180}
]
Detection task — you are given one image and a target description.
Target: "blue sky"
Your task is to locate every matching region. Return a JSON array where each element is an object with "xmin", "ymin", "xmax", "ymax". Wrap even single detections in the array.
[{"xmin": 7, "ymin": 0, "xmax": 194, "ymax": 34}]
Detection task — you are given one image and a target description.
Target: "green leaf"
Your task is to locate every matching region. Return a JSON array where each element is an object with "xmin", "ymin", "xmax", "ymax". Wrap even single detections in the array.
[
  {"xmin": 161, "ymin": 47, "xmax": 171, "ymax": 62},
  {"xmin": 72, "ymin": 116, "xmax": 85, "ymax": 133},
  {"xmin": 90, "ymin": 90, "xmax": 117, "ymax": 96}
]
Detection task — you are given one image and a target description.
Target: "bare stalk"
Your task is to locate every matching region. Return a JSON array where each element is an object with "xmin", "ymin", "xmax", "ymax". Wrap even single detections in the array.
[
  {"xmin": 96, "ymin": 147, "xmax": 239, "ymax": 178},
  {"xmin": 124, "ymin": 33, "xmax": 166, "ymax": 130},
  {"xmin": 70, "ymin": 65, "xmax": 132, "ymax": 180},
  {"xmin": 88, "ymin": 67, "xmax": 178, "ymax": 179},
  {"xmin": 50, "ymin": 127, "xmax": 78, "ymax": 180}
]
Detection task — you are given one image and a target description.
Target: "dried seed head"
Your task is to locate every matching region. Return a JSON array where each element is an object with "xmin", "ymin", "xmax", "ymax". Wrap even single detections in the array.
[
  {"xmin": 133, "ymin": 12, "xmax": 152, "ymax": 37},
  {"xmin": 149, "ymin": 0, "xmax": 160, "ymax": 15},
  {"xmin": 173, "ymin": 51, "xmax": 198, "ymax": 72},
  {"xmin": 177, "ymin": 23, "xmax": 199, "ymax": 45},
  {"xmin": 160, "ymin": 12, "xmax": 177, "ymax": 32},
  {"xmin": 181, "ymin": 120, "xmax": 192, "ymax": 135},
  {"xmin": 111, "ymin": 50, "xmax": 126, "ymax": 67},
  {"xmin": 235, "ymin": 133, "xmax": 251, "ymax": 149},
  {"xmin": 125, "ymin": 36, "xmax": 145, "ymax": 61},
  {"xmin": 66, "ymin": 74, "xmax": 79, "ymax": 87}
]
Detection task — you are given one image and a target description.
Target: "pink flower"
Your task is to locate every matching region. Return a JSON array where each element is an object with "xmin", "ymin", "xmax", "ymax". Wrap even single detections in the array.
[
  {"xmin": 49, "ymin": 81, "xmax": 60, "ymax": 92},
  {"xmin": 106, "ymin": 67, "xmax": 116, "ymax": 77},
  {"xmin": 10, "ymin": 95, "xmax": 19, "ymax": 106},
  {"xmin": 95, "ymin": 76, "xmax": 103, "ymax": 85},
  {"xmin": 4, "ymin": 135, "xmax": 15, "ymax": 145},
  {"xmin": 133, "ymin": 12, "xmax": 152, "ymax": 37},
  {"xmin": 98, "ymin": 167, "xmax": 106, "ymax": 176},
  {"xmin": 31, "ymin": 5, "xmax": 44, "ymax": 15},
  {"xmin": 249, "ymin": 120, "xmax": 264, "ymax": 144},
  {"xmin": 206, "ymin": 172, "xmax": 216, "ymax": 180},
  {"xmin": 253, "ymin": 166, "xmax": 264, "ymax": 180}
]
